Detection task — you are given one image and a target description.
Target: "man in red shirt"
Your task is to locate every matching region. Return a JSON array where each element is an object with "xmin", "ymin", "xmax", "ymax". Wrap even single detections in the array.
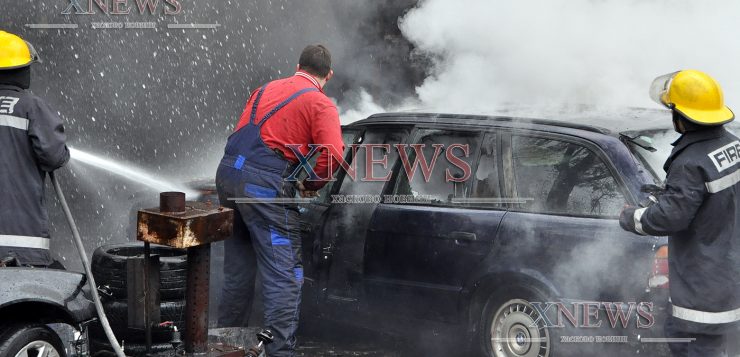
[{"xmin": 216, "ymin": 45, "xmax": 344, "ymax": 357}]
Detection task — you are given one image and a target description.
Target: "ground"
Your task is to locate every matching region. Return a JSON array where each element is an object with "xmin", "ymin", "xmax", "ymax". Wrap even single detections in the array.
[
  {"xmin": 296, "ymin": 339, "xmax": 403, "ymax": 357},
  {"xmin": 211, "ymin": 327, "xmax": 410, "ymax": 357}
]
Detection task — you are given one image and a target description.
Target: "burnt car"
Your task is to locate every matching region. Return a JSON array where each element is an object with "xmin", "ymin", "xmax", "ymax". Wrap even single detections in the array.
[
  {"xmin": 295, "ymin": 109, "xmax": 700, "ymax": 356},
  {"xmin": 0, "ymin": 268, "xmax": 95, "ymax": 357}
]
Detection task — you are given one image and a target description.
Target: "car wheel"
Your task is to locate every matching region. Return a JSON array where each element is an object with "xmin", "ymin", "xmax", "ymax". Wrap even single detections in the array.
[
  {"xmin": 480, "ymin": 288, "xmax": 556, "ymax": 357},
  {"xmin": 0, "ymin": 324, "xmax": 66, "ymax": 357},
  {"xmin": 490, "ymin": 299, "xmax": 550, "ymax": 357}
]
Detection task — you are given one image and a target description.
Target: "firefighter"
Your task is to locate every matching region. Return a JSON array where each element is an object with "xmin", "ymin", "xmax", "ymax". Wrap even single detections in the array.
[
  {"xmin": 216, "ymin": 44, "xmax": 344, "ymax": 357},
  {"xmin": 620, "ymin": 70, "xmax": 740, "ymax": 356},
  {"xmin": 0, "ymin": 31, "xmax": 69, "ymax": 268}
]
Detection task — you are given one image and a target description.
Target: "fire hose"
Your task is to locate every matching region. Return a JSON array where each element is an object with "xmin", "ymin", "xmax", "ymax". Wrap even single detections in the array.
[{"xmin": 50, "ymin": 172, "xmax": 127, "ymax": 357}]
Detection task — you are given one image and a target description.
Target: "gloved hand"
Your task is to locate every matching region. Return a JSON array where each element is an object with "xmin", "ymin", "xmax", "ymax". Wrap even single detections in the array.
[
  {"xmin": 619, "ymin": 205, "xmax": 638, "ymax": 233},
  {"xmin": 296, "ymin": 180, "xmax": 319, "ymax": 199}
]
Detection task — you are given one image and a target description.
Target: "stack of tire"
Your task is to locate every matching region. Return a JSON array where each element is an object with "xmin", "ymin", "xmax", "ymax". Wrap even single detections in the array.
[{"xmin": 88, "ymin": 243, "xmax": 187, "ymax": 356}]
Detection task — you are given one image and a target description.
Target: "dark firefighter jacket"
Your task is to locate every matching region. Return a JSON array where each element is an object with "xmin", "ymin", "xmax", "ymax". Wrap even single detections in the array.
[
  {"xmin": 622, "ymin": 126, "xmax": 740, "ymax": 331},
  {"xmin": 0, "ymin": 84, "xmax": 69, "ymax": 266}
]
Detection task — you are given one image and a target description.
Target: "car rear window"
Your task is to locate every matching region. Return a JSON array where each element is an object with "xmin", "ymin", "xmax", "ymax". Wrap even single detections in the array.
[{"xmin": 511, "ymin": 136, "xmax": 626, "ymax": 218}]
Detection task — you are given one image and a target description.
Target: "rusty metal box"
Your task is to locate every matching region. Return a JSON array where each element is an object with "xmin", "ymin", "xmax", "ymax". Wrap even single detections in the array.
[{"xmin": 137, "ymin": 202, "xmax": 234, "ymax": 248}]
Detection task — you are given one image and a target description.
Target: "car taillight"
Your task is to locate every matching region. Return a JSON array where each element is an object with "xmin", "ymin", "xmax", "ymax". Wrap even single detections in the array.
[{"xmin": 648, "ymin": 245, "xmax": 669, "ymax": 289}]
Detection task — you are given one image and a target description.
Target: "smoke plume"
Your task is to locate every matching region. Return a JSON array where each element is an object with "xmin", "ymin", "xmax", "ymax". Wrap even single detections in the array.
[{"xmin": 397, "ymin": 0, "xmax": 740, "ymax": 115}]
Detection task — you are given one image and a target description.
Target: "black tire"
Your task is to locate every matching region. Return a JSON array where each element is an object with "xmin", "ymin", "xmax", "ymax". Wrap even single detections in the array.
[
  {"xmin": 92, "ymin": 243, "xmax": 187, "ymax": 271},
  {"xmin": 89, "ymin": 337, "xmax": 173, "ymax": 357},
  {"xmin": 478, "ymin": 286, "xmax": 559, "ymax": 357},
  {"xmin": 92, "ymin": 243, "xmax": 187, "ymax": 301},
  {"xmin": 0, "ymin": 323, "xmax": 66, "ymax": 357},
  {"xmin": 89, "ymin": 299, "xmax": 186, "ymax": 344},
  {"xmin": 87, "ymin": 323, "xmax": 179, "ymax": 345},
  {"xmin": 103, "ymin": 300, "xmax": 186, "ymax": 325},
  {"xmin": 101, "ymin": 285, "xmax": 186, "ymax": 302}
]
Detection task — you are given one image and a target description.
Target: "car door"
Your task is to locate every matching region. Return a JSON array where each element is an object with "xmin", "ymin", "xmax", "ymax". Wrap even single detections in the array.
[
  {"xmin": 494, "ymin": 131, "xmax": 660, "ymax": 302},
  {"xmin": 363, "ymin": 128, "xmax": 507, "ymax": 322},
  {"xmin": 316, "ymin": 126, "xmax": 413, "ymax": 310},
  {"xmin": 299, "ymin": 128, "xmax": 362, "ymax": 290}
]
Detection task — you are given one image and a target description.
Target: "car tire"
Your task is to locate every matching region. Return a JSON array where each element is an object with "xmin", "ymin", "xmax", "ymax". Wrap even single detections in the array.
[
  {"xmin": 0, "ymin": 323, "xmax": 66, "ymax": 357},
  {"xmin": 92, "ymin": 243, "xmax": 187, "ymax": 301},
  {"xmin": 478, "ymin": 286, "xmax": 559, "ymax": 357}
]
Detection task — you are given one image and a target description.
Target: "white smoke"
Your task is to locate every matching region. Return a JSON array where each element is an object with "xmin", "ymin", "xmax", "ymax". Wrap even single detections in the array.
[
  {"xmin": 338, "ymin": 89, "xmax": 389, "ymax": 124},
  {"xmin": 398, "ymin": 0, "xmax": 740, "ymax": 115}
]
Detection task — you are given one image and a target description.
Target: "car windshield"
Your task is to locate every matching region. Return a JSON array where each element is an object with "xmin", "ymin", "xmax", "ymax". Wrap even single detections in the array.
[
  {"xmin": 623, "ymin": 129, "xmax": 680, "ymax": 183},
  {"xmin": 624, "ymin": 124, "xmax": 740, "ymax": 183}
]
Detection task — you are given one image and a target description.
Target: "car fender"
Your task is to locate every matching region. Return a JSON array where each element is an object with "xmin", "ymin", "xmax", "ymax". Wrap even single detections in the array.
[
  {"xmin": 0, "ymin": 268, "xmax": 96, "ymax": 324},
  {"xmin": 464, "ymin": 268, "xmax": 561, "ymax": 335}
]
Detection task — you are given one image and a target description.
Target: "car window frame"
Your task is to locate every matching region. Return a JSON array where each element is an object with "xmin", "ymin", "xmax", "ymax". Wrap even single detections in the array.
[
  {"xmin": 465, "ymin": 131, "xmax": 508, "ymax": 210},
  {"xmin": 326, "ymin": 124, "xmax": 414, "ymax": 204},
  {"xmin": 306, "ymin": 127, "xmax": 364, "ymax": 206},
  {"xmin": 501, "ymin": 129, "xmax": 633, "ymax": 219}
]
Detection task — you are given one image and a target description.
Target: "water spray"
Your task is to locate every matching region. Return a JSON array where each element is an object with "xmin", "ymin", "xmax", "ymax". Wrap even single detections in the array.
[{"xmin": 69, "ymin": 147, "xmax": 198, "ymax": 197}]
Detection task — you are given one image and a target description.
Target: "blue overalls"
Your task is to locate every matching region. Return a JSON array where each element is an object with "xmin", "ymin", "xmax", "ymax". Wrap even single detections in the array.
[{"xmin": 216, "ymin": 84, "xmax": 317, "ymax": 357}]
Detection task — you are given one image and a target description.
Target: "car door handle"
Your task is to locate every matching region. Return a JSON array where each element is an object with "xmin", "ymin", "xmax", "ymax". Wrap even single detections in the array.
[{"xmin": 446, "ymin": 231, "xmax": 477, "ymax": 242}]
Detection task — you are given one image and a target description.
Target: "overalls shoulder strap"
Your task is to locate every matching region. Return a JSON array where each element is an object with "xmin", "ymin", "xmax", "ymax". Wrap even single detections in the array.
[
  {"xmin": 247, "ymin": 85, "xmax": 268, "ymax": 126},
  {"xmin": 248, "ymin": 85, "xmax": 319, "ymax": 127}
]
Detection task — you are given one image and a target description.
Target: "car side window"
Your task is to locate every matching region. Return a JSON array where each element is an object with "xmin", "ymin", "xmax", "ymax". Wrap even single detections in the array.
[
  {"xmin": 511, "ymin": 135, "xmax": 625, "ymax": 217},
  {"xmin": 393, "ymin": 130, "xmax": 482, "ymax": 206},
  {"xmin": 337, "ymin": 128, "xmax": 410, "ymax": 196}
]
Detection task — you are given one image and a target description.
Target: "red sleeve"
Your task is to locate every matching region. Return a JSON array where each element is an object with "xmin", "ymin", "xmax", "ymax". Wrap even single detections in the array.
[{"xmin": 304, "ymin": 99, "xmax": 344, "ymax": 191}]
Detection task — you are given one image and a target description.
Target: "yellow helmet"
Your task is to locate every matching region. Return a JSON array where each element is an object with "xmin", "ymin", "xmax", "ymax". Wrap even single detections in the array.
[
  {"xmin": 649, "ymin": 69, "xmax": 734, "ymax": 126},
  {"xmin": 0, "ymin": 31, "xmax": 40, "ymax": 70}
]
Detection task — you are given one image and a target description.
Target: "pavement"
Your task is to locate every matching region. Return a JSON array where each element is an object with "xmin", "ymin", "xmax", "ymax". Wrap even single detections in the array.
[
  {"xmin": 296, "ymin": 340, "xmax": 403, "ymax": 357},
  {"xmin": 210, "ymin": 327, "xmax": 408, "ymax": 357}
]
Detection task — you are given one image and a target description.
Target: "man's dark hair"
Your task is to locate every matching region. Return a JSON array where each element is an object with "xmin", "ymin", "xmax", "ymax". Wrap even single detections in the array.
[{"xmin": 299, "ymin": 45, "xmax": 332, "ymax": 78}]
